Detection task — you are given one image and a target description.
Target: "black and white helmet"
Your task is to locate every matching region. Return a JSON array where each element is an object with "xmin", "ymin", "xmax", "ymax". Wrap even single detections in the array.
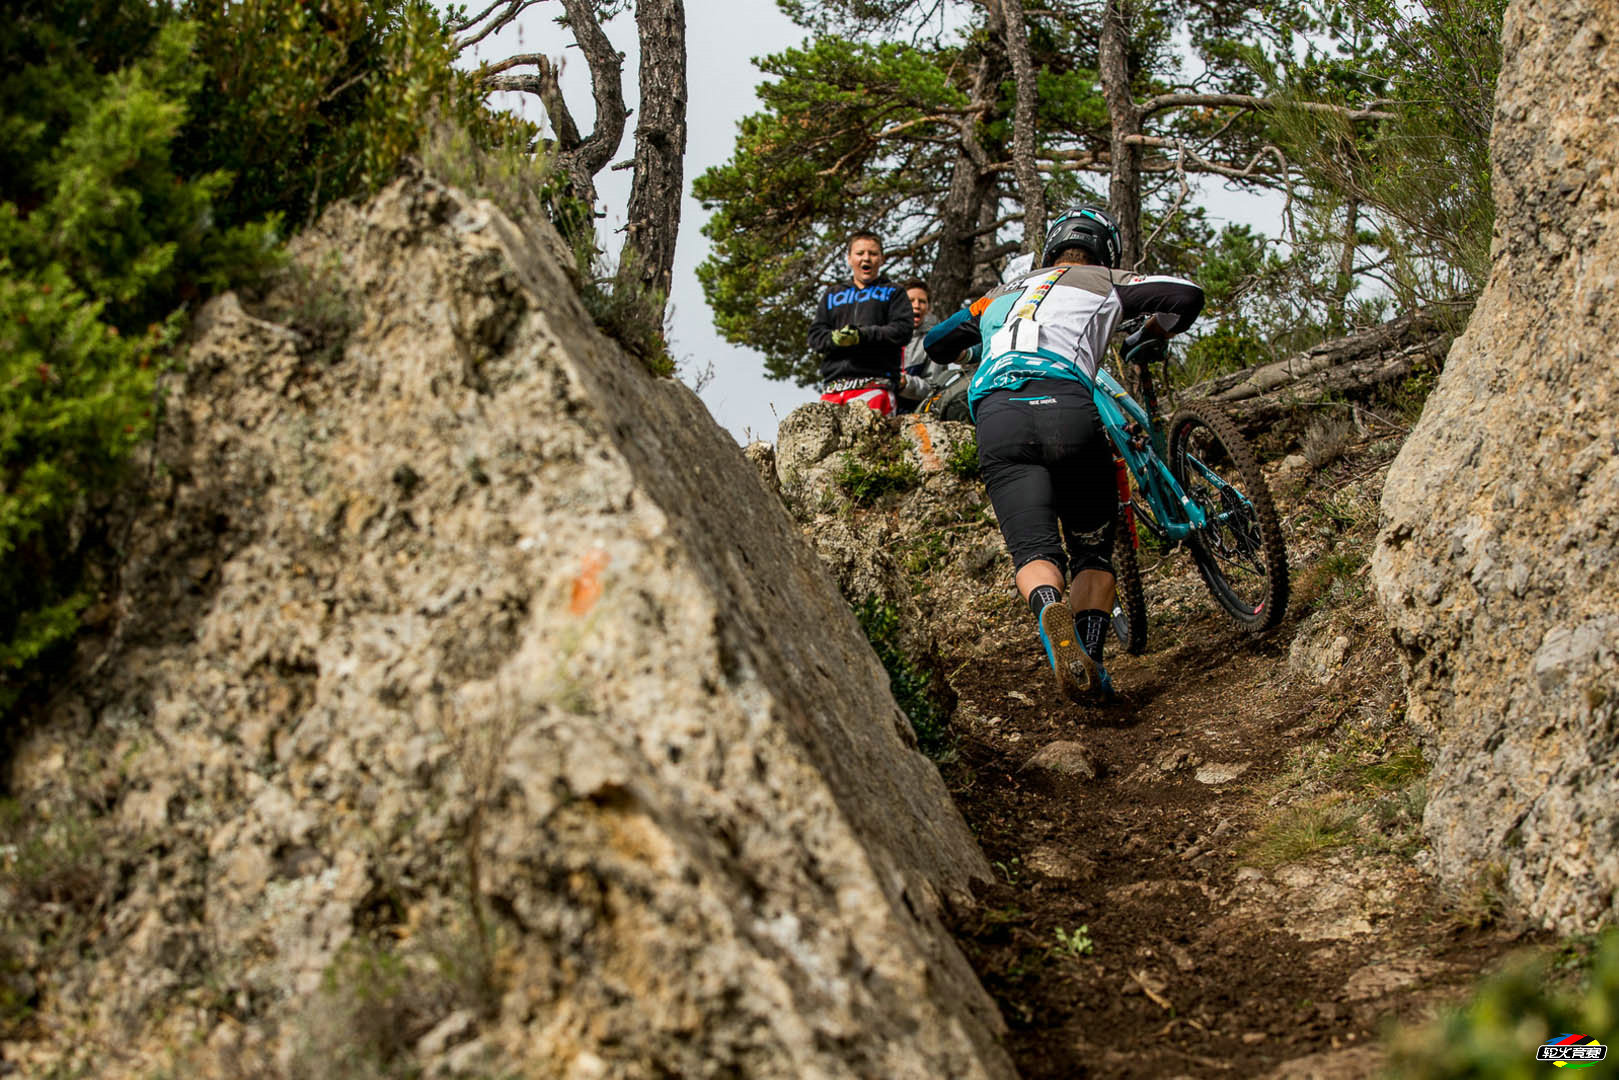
[{"xmin": 1042, "ymin": 206, "xmax": 1122, "ymax": 269}]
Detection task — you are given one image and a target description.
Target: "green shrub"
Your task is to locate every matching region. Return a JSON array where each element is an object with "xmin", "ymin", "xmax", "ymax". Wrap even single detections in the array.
[
  {"xmin": 0, "ymin": 14, "xmax": 279, "ymax": 714},
  {"xmin": 1386, "ymin": 931, "xmax": 1619, "ymax": 1079},
  {"xmin": 577, "ymin": 246, "xmax": 677, "ymax": 378},
  {"xmin": 0, "ymin": 799, "xmax": 125, "ymax": 1036},
  {"xmin": 1178, "ymin": 319, "xmax": 1267, "ymax": 389},
  {"xmin": 835, "ymin": 449, "xmax": 921, "ymax": 506},
  {"xmin": 177, "ymin": 0, "xmax": 529, "ymax": 233},
  {"xmin": 945, "ymin": 436, "xmax": 980, "ymax": 480},
  {"xmin": 853, "ymin": 596, "xmax": 949, "ymax": 755},
  {"xmin": 2, "ymin": 0, "xmax": 532, "ymax": 722},
  {"xmin": 902, "ymin": 534, "xmax": 949, "ymax": 579}
]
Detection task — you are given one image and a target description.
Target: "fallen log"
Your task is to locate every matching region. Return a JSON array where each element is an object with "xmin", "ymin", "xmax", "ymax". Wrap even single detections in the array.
[{"xmin": 1178, "ymin": 303, "xmax": 1469, "ymax": 435}]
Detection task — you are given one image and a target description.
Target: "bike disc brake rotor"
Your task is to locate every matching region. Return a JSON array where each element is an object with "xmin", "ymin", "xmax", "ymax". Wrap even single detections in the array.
[{"xmin": 1182, "ymin": 448, "xmax": 1270, "ymax": 603}]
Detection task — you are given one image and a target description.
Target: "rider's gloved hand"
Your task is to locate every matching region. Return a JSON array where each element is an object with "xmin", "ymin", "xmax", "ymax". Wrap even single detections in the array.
[
  {"xmin": 1122, "ymin": 324, "xmax": 1161, "ymax": 352},
  {"xmin": 830, "ymin": 326, "xmax": 861, "ymax": 347}
]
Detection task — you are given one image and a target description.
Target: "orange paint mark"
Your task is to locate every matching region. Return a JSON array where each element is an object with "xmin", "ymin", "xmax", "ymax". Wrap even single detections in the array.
[
  {"xmin": 569, "ymin": 549, "xmax": 610, "ymax": 615},
  {"xmin": 911, "ymin": 421, "xmax": 943, "ymax": 472}
]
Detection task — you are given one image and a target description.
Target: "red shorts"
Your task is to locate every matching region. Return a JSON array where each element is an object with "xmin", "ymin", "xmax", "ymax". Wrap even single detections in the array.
[{"xmin": 820, "ymin": 386, "xmax": 896, "ymax": 416}]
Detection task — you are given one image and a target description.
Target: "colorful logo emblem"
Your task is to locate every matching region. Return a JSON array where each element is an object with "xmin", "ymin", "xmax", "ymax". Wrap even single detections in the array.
[{"xmin": 1537, "ymin": 1034, "xmax": 1607, "ymax": 1067}]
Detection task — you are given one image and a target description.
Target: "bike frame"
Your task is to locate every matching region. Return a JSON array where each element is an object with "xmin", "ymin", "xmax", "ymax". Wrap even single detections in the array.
[{"xmin": 1091, "ymin": 366, "xmax": 1209, "ymax": 543}]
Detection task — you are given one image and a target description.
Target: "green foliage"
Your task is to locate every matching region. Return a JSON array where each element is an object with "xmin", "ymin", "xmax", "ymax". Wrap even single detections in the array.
[
  {"xmin": 1249, "ymin": 795, "xmax": 1361, "ymax": 865},
  {"xmin": 177, "ymin": 0, "xmax": 528, "ymax": 232},
  {"xmin": 294, "ymin": 938, "xmax": 467, "ymax": 1079},
  {"xmin": 695, "ymin": 36, "xmax": 979, "ymax": 383},
  {"xmin": 1052, "ymin": 925, "xmax": 1094, "ymax": 958},
  {"xmin": 1381, "ymin": 357, "xmax": 1442, "ymax": 425},
  {"xmin": 419, "ymin": 121, "xmax": 587, "ymax": 241},
  {"xmin": 694, "ymin": 2, "xmax": 1253, "ymax": 383},
  {"xmin": 853, "ymin": 596, "xmax": 949, "ymax": 755},
  {"xmin": 1266, "ymin": 0, "xmax": 1506, "ymax": 309},
  {"xmin": 0, "ymin": 14, "xmax": 277, "ymax": 714},
  {"xmin": 2, "ymin": 0, "xmax": 530, "ymax": 722},
  {"xmin": 835, "ymin": 449, "xmax": 921, "ymax": 506},
  {"xmin": 1179, "ymin": 319, "xmax": 1268, "ymax": 389},
  {"xmin": 577, "ymin": 246, "xmax": 677, "ymax": 378},
  {"xmin": 902, "ymin": 533, "xmax": 949, "ymax": 579},
  {"xmin": 1386, "ymin": 931, "xmax": 1619, "ymax": 1079},
  {"xmin": 0, "ymin": 799, "xmax": 123, "ymax": 1037},
  {"xmin": 945, "ymin": 436, "xmax": 980, "ymax": 480}
]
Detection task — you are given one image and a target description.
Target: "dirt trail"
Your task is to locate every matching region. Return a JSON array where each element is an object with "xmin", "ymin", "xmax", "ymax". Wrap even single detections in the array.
[{"xmin": 929, "ymin": 463, "xmax": 1540, "ymax": 1079}]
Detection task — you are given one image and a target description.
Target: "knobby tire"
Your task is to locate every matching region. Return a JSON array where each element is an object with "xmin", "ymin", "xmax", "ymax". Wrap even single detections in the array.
[
  {"xmin": 1111, "ymin": 507, "xmax": 1148, "ymax": 655},
  {"xmin": 1167, "ymin": 401, "xmax": 1289, "ymax": 633}
]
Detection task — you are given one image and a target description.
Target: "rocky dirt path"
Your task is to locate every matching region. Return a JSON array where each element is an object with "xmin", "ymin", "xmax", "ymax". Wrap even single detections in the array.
[{"xmin": 928, "ymin": 461, "xmax": 1541, "ymax": 1079}]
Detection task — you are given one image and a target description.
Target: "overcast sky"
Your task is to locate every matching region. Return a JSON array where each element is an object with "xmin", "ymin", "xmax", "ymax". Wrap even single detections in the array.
[{"xmin": 460, "ymin": 1, "xmax": 1280, "ymax": 444}]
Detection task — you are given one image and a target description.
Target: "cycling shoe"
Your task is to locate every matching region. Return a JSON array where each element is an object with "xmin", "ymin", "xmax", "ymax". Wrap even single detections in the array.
[{"xmin": 1038, "ymin": 601, "xmax": 1094, "ymax": 705}]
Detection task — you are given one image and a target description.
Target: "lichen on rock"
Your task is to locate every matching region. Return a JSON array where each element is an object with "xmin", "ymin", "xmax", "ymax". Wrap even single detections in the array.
[
  {"xmin": 3, "ymin": 176, "xmax": 1012, "ymax": 1078},
  {"xmin": 1373, "ymin": 0, "xmax": 1619, "ymax": 933}
]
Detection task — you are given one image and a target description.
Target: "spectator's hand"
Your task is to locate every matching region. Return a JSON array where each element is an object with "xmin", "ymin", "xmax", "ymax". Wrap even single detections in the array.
[{"xmin": 830, "ymin": 326, "xmax": 860, "ymax": 347}]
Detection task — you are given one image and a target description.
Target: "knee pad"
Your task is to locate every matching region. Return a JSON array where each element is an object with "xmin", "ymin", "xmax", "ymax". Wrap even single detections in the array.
[
  {"xmin": 1013, "ymin": 549, "xmax": 1070, "ymax": 578},
  {"xmin": 1065, "ymin": 520, "xmax": 1115, "ymax": 577}
]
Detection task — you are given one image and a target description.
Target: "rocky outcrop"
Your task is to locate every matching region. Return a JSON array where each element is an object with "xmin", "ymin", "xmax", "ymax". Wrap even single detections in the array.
[
  {"xmin": 1373, "ymin": 0, "xmax": 1619, "ymax": 932},
  {"xmin": 4, "ymin": 176, "xmax": 1012, "ymax": 1077},
  {"xmin": 774, "ymin": 404, "xmax": 987, "ymax": 725}
]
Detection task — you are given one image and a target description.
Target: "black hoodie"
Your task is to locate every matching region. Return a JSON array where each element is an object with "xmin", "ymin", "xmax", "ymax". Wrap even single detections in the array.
[{"xmin": 807, "ymin": 275, "xmax": 914, "ymax": 384}]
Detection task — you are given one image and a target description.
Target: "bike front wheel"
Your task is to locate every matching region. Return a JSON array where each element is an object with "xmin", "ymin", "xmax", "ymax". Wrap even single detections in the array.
[{"xmin": 1167, "ymin": 401, "xmax": 1288, "ymax": 632}]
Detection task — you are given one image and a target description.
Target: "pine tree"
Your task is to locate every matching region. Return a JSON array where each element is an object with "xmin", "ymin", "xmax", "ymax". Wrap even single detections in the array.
[{"xmin": 1, "ymin": 9, "xmax": 278, "ymax": 712}]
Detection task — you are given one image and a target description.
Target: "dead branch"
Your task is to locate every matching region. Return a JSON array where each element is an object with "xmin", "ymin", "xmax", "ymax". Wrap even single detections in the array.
[
  {"xmin": 1139, "ymin": 92, "xmax": 1395, "ymax": 123},
  {"xmin": 1179, "ymin": 305, "xmax": 1467, "ymax": 434}
]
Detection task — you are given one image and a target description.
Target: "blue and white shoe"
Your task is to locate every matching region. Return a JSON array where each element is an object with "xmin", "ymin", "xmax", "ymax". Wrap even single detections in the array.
[
  {"xmin": 1037, "ymin": 601, "xmax": 1095, "ymax": 705},
  {"xmin": 1093, "ymin": 662, "xmax": 1116, "ymax": 701}
]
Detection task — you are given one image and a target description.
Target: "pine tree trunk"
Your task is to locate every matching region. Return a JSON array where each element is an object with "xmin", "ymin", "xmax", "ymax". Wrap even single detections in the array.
[
  {"xmin": 1331, "ymin": 196, "xmax": 1359, "ymax": 331},
  {"xmin": 623, "ymin": 0, "xmax": 688, "ymax": 302},
  {"xmin": 1000, "ymin": 0, "xmax": 1046, "ymax": 256},
  {"xmin": 1100, "ymin": 0, "xmax": 1142, "ymax": 269},
  {"xmin": 930, "ymin": 50, "xmax": 1000, "ymax": 313},
  {"xmin": 554, "ymin": 0, "xmax": 627, "ymax": 211}
]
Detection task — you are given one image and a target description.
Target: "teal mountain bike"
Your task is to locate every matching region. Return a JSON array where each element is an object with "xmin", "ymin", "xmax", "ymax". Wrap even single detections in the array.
[{"xmin": 1097, "ymin": 340, "xmax": 1289, "ymax": 654}]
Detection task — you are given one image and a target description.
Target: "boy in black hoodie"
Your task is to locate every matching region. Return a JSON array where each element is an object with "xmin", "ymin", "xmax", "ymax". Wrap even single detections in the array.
[{"xmin": 808, "ymin": 231, "xmax": 916, "ymax": 416}]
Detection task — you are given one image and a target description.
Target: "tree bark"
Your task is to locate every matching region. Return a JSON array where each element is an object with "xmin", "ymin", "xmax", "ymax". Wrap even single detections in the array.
[
  {"xmin": 999, "ymin": 0, "xmax": 1046, "ymax": 255},
  {"xmin": 930, "ymin": 50, "xmax": 1000, "ymax": 313},
  {"xmin": 1099, "ymin": 0, "xmax": 1142, "ymax": 269},
  {"xmin": 623, "ymin": 0, "xmax": 687, "ymax": 302},
  {"xmin": 550, "ymin": 0, "xmax": 627, "ymax": 210},
  {"xmin": 1332, "ymin": 196, "xmax": 1359, "ymax": 330}
]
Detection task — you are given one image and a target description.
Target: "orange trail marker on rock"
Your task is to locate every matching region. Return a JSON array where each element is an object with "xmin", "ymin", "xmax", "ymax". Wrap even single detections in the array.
[
  {"xmin": 569, "ymin": 549, "xmax": 610, "ymax": 614},
  {"xmin": 911, "ymin": 421, "xmax": 943, "ymax": 472}
]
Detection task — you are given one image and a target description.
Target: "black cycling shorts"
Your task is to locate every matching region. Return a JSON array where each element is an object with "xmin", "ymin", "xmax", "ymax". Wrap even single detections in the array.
[{"xmin": 975, "ymin": 377, "xmax": 1115, "ymax": 578}]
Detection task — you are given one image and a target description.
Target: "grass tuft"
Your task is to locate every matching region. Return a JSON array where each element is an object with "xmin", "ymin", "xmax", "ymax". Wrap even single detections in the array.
[
  {"xmin": 1249, "ymin": 795, "xmax": 1361, "ymax": 866},
  {"xmin": 853, "ymin": 596, "xmax": 950, "ymax": 755}
]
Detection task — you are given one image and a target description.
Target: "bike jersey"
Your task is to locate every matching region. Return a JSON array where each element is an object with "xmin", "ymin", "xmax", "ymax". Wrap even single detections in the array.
[{"xmin": 923, "ymin": 265, "xmax": 1204, "ymax": 418}]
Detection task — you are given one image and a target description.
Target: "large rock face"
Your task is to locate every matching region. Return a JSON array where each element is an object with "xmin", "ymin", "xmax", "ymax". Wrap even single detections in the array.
[
  {"xmin": 5, "ymin": 176, "xmax": 1011, "ymax": 1078},
  {"xmin": 1373, "ymin": 0, "xmax": 1619, "ymax": 931}
]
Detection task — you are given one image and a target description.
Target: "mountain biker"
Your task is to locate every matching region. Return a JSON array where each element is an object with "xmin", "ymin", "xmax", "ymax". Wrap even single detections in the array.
[
  {"xmin": 809, "ymin": 231, "xmax": 917, "ymax": 416},
  {"xmin": 922, "ymin": 207, "xmax": 1204, "ymax": 704}
]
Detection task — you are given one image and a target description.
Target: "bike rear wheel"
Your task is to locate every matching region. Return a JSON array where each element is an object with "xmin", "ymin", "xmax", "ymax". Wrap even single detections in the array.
[
  {"xmin": 1167, "ymin": 401, "xmax": 1288, "ymax": 632},
  {"xmin": 1110, "ymin": 506, "xmax": 1148, "ymax": 655}
]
